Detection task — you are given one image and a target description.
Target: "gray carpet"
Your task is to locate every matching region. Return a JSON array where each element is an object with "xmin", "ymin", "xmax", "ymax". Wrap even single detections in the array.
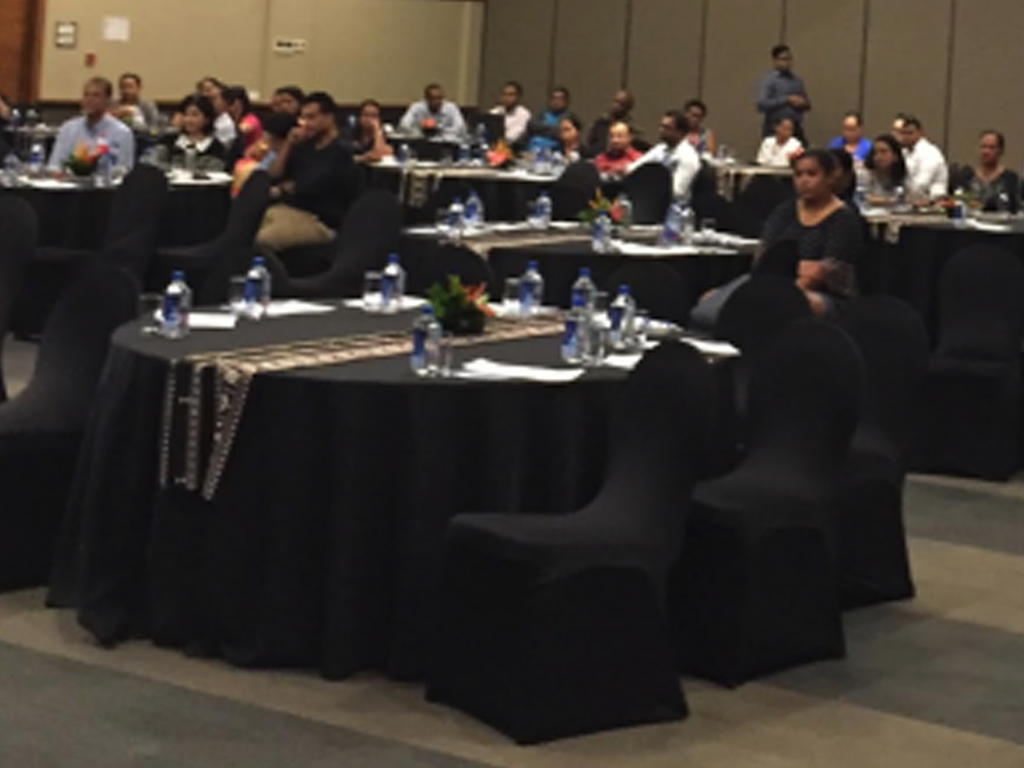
[
  {"xmin": 904, "ymin": 481, "xmax": 1024, "ymax": 556},
  {"xmin": 0, "ymin": 642, "xmax": 487, "ymax": 768}
]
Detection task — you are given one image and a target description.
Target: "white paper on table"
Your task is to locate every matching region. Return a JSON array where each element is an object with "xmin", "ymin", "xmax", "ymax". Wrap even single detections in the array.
[
  {"xmin": 489, "ymin": 222, "xmax": 533, "ymax": 233},
  {"xmin": 548, "ymin": 221, "xmax": 584, "ymax": 231},
  {"xmin": 342, "ymin": 296, "xmax": 427, "ymax": 311},
  {"xmin": 264, "ymin": 300, "xmax": 336, "ymax": 318},
  {"xmin": 966, "ymin": 219, "xmax": 1015, "ymax": 234},
  {"xmin": 680, "ymin": 337, "xmax": 740, "ymax": 358},
  {"xmin": 457, "ymin": 358, "xmax": 584, "ymax": 383},
  {"xmin": 615, "ymin": 241, "xmax": 733, "ymax": 257},
  {"xmin": 603, "ymin": 353, "xmax": 645, "ymax": 371},
  {"xmin": 188, "ymin": 312, "xmax": 238, "ymax": 330},
  {"xmin": 25, "ymin": 178, "xmax": 79, "ymax": 190}
]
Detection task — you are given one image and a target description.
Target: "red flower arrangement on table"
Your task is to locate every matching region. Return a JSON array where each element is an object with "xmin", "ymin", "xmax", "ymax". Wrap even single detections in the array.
[
  {"xmin": 64, "ymin": 140, "xmax": 109, "ymax": 177},
  {"xmin": 578, "ymin": 190, "xmax": 626, "ymax": 225},
  {"xmin": 427, "ymin": 276, "xmax": 496, "ymax": 335}
]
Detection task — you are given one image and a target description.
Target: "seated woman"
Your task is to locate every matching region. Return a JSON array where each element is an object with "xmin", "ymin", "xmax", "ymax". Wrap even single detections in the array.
[
  {"xmin": 222, "ymin": 86, "xmax": 263, "ymax": 153},
  {"xmin": 232, "ymin": 112, "xmax": 296, "ymax": 194},
  {"xmin": 757, "ymin": 117, "xmax": 803, "ymax": 168},
  {"xmin": 691, "ymin": 150, "xmax": 864, "ymax": 323},
  {"xmin": 165, "ymin": 94, "xmax": 227, "ymax": 172},
  {"xmin": 683, "ymin": 99, "xmax": 719, "ymax": 157},
  {"xmin": 950, "ymin": 130, "xmax": 1021, "ymax": 213},
  {"xmin": 863, "ymin": 134, "xmax": 907, "ymax": 204},
  {"xmin": 558, "ymin": 115, "xmax": 584, "ymax": 163},
  {"xmin": 348, "ymin": 99, "xmax": 394, "ymax": 165}
]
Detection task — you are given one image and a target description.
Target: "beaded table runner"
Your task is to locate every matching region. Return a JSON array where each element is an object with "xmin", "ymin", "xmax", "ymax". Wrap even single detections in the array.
[{"xmin": 159, "ymin": 318, "xmax": 563, "ymax": 501}]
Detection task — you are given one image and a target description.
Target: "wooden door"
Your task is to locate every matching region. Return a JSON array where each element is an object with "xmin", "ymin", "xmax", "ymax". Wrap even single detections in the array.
[{"xmin": 0, "ymin": 0, "xmax": 42, "ymax": 102}]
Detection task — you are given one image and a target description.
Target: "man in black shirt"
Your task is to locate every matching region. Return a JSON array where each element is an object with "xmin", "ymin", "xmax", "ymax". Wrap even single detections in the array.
[{"xmin": 258, "ymin": 91, "xmax": 362, "ymax": 252}]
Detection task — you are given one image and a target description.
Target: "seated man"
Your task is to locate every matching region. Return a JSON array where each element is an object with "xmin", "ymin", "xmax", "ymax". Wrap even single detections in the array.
[
  {"xmin": 629, "ymin": 110, "xmax": 701, "ymax": 201},
  {"xmin": 527, "ymin": 86, "xmax": 576, "ymax": 154},
  {"xmin": 586, "ymin": 88, "xmax": 638, "ymax": 155},
  {"xmin": 257, "ymin": 92, "xmax": 362, "ymax": 252},
  {"xmin": 489, "ymin": 81, "xmax": 531, "ymax": 146},
  {"xmin": 112, "ymin": 72, "xmax": 160, "ymax": 129},
  {"xmin": 48, "ymin": 77, "xmax": 135, "ymax": 170},
  {"xmin": 593, "ymin": 122, "xmax": 642, "ymax": 180},
  {"xmin": 399, "ymin": 83, "xmax": 466, "ymax": 141},
  {"xmin": 898, "ymin": 115, "xmax": 948, "ymax": 200}
]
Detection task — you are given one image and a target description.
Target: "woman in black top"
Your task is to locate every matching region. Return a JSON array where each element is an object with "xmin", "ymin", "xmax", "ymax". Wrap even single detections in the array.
[
  {"xmin": 759, "ymin": 149, "xmax": 865, "ymax": 316},
  {"xmin": 951, "ymin": 130, "xmax": 1021, "ymax": 213},
  {"xmin": 863, "ymin": 134, "xmax": 907, "ymax": 204},
  {"xmin": 349, "ymin": 99, "xmax": 394, "ymax": 165},
  {"xmin": 166, "ymin": 94, "xmax": 227, "ymax": 171}
]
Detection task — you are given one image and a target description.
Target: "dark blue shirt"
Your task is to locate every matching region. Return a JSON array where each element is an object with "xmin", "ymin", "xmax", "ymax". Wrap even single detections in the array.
[{"xmin": 755, "ymin": 70, "xmax": 810, "ymax": 137}]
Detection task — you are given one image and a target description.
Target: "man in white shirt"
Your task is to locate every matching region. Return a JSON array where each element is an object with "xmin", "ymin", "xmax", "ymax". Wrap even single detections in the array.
[
  {"xmin": 898, "ymin": 115, "xmax": 948, "ymax": 199},
  {"xmin": 48, "ymin": 77, "xmax": 135, "ymax": 170},
  {"xmin": 399, "ymin": 83, "xmax": 466, "ymax": 142},
  {"xmin": 489, "ymin": 81, "xmax": 531, "ymax": 145},
  {"xmin": 627, "ymin": 110, "xmax": 701, "ymax": 201}
]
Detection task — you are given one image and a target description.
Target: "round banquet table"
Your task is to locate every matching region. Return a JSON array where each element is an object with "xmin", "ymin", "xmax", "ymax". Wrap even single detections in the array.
[
  {"xmin": 49, "ymin": 306, "xmax": 642, "ymax": 680},
  {"xmin": 1, "ymin": 180, "xmax": 232, "ymax": 250}
]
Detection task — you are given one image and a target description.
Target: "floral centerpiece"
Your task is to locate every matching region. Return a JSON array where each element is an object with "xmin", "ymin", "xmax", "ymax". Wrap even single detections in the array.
[
  {"xmin": 487, "ymin": 139, "xmax": 514, "ymax": 169},
  {"xmin": 936, "ymin": 188, "xmax": 982, "ymax": 216},
  {"xmin": 64, "ymin": 140, "xmax": 108, "ymax": 178},
  {"xmin": 426, "ymin": 275, "xmax": 495, "ymax": 335},
  {"xmin": 420, "ymin": 116, "xmax": 439, "ymax": 137},
  {"xmin": 578, "ymin": 190, "xmax": 627, "ymax": 225}
]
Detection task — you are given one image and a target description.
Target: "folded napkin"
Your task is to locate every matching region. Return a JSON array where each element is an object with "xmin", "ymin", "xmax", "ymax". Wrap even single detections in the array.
[
  {"xmin": 264, "ymin": 300, "xmax": 336, "ymax": 318},
  {"xmin": 680, "ymin": 337, "xmax": 740, "ymax": 358},
  {"xmin": 457, "ymin": 358, "xmax": 584, "ymax": 383},
  {"xmin": 343, "ymin": 296, "xmax": 427, "ymax": 311},
  {"xmin": 188, "ymin": 312, "xmax": 238, "ymax": 330}
]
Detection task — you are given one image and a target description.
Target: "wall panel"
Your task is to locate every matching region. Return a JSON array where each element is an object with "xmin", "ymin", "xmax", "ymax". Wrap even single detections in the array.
[
  {"xmin": 702, "ymin": 0, "xmax": 785, "ymax": 160},
  {"xmin": 478, "ymin": 0, "xmax": 555, "ymax": 113},
  {"xmin": 862, "ymin": 0, "xmax": 952, "ymax": 149},
  {"xmin": 626, "ymin": 0, "xmax": 705, "ymax": 137},
  {"xmin": 783, "ymin": 0, "xmax": 866, "ymax": 148},
  {"xmin": 551, "ymin": 0, "xmax": 629, "ymax": 129}
]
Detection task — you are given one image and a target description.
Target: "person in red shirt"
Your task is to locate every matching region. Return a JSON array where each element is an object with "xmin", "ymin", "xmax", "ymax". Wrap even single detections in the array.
[{"xmin": 593, "ymin": 122, "xmax": 642, "ymax": 180}]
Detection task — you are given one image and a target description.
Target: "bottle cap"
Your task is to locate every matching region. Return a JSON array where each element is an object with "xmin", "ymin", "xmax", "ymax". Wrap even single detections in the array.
[
  {"xmin": 421, "ymin": 305, "xmax": 434, "ymax": 315},
  {"xmin": 172, "ymin": 270, "xmax": 185, "ymax": 281},
  {"xmin": 253, "ymin": 256, "xmax": 264, "ymax": 266},
  {"xmin": 579, "ymin": 267, "xmax": 591, "ymax": 278},
  {"xmin": 619, "ymin": 284, "xmax": 630, "ymax": 295},
  {"xmin": 388, "ymin": 253, "xmax": 399, "ymax": 263},
  {"xmin": 527, "ymin": 261, "xmax": 538, "ymax": 271}
]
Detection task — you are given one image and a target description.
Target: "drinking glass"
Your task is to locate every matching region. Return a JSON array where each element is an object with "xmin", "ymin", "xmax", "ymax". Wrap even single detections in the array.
[
  {"xmin": 363, "ymin": 271, "xmax": 383, "ymax": 312},
  {"xmin": 138, "ymin": 293, "xmax": 162, "ymax": 335},
  {"xmin": 228, "ymin": 276, "xmax": 248, "ymax": 316},
  {"xmin": 435, "ymin": 208, "xmax": 451, "ymax": 238},
  {"xmin": 439, "ymin": 333, "xmax": 455, "ymax": 378},
  {"xmin": 502, "ymin": 278, "xmax": 521, "ymax": 316},
  {"xmin": 631, "ymin": 310, "xmax": 650, "ymax": 349}
]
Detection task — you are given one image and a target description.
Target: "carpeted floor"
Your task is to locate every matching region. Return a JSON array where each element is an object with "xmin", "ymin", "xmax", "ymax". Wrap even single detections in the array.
[{"xmin": 1, "ymin": 340, "xmax": 1022, "ymax": 767}]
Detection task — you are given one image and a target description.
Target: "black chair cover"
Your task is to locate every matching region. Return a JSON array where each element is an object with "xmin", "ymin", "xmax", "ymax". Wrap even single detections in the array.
[
  {"xmin": 735, "ymin": 175, "xmax": 794, "ymax": 238},
  {"xmin": 833, "ymin": 296, "xmax": 929, "ymax": 608},
  {"xmin": 551, "ymin": 161, "xmax": 599, "ymax": 222},
  {"xmin": 715, "ymin": 275, "xmax": 811, "ymax": 356},
  {"xmin": 604, "ymin": 262, "xmax": 696, "ymax": 327},
  {"xmin": 0, "ymin": 196, "xmax": 38, "ymax": 403},
  {"xmin": 912, "ymin": 245, "xmax": 1024, "ymax": 479},
  {"xmin": 623, "ymin": 163, "xmax": 673, "ymax": 225},
  {"xmin": 672, "ymin": 321, "xmax": 863, "ymax": 686},
  {"xmin": 751, "ymin": 238, "xmax": 801, "ymax": 280},
  {"xmin": 426, "ymin": 343, "xmax": 715, "ymax": 743},
  {"xmin": 406, "ymin": 244, "xmax": 496, "ymax": 297},
  {"xmin": 0, "ymin": 267, "xmax": 138, "ymax": 590},
  {"xmin": 692, "ymin": 192, "xmax": 738, "ymax": 235}
]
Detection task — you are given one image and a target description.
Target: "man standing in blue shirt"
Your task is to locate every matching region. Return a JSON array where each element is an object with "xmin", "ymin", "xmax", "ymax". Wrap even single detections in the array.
[
  {"xmin": 755, "ymin": 45, "xmax": 811, "ymax": 141},
  {"xmin": 48, "ymin": 77, "xmax": 135, "ymax": 171}
]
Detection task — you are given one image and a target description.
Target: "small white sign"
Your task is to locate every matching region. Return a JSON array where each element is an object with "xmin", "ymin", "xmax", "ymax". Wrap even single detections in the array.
[{"xmin": 102, "ymin": 16, "xmax": 131, "ymax": 42}]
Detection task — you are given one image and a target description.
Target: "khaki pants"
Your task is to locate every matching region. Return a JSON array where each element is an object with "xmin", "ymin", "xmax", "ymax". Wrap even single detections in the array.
[{"xmin": 256, "ymin": 204, "xmax": 335, "ymax": 252}]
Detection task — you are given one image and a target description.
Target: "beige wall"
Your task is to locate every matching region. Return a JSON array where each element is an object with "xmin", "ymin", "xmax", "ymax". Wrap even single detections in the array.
[
  {"xmin": 480, "ymin": 0, "xmax": 1024, "ymax": 167},
  {"xmin": 40, "ymin": 0, "xmax": 483, "ymax": 106}
]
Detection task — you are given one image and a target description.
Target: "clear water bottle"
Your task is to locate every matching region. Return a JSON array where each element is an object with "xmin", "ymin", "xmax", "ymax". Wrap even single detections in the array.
[
  {"xmin": 561, "ymin": 294, "xmax": 587, "ymax": 364},
  {"xmin": 457, "ymin": 138, "xmax": 471, "ymax": 166},
  {"xmin": 571, "ymin": 267, "xmax": 597, "ymax": 311},
  {"xmin": 591, "ymin": 213, "xmax": 613, "ymax": 254},
  {"xmin": 161, "ymin": 270, "xmax": 192, "ymax": 339},
  {"xmin": 411, "ymin": 306, "xmax": 442, "ymax": 376},
  {"xmin": 1, "ymin": 154, "xmax": 20, "ymax": 187},
  {"xmin": 28, "ymin": 142, "xmax": 44, "ymax": 177},
  {"xmin": 381, "ymin": 253, "xmax": 407, "ymax": 313},
  {"xmin": 951, "ymin": 188, "xmax": 967, "ymax": 227},
  {"xmin": 534, "ymin": 191, "xmax": 553, "ymax": 229},
  {"xmin": 608, "ymin": 285, "xmax": 637, "ymax": 350},
  {"xmin": 397, "ymin": 143, "xmax": 410, "ymax": 167},
  {"xmin": 464, "ymin": 189, "xmax": 484, "ymax": 229},
  {"xmin": 894, "ymin": 185, "xmax": 906, "ymax": 209},
  {"xmin": 680, "ymin": 204, "xmax": 696, "ymax": 245},
  {"xmin": 476, "ymin": 123, "xmax": 489, "ymax": 149},
  {"xmin": 660, "ymin": 200, "xmax": 684, "ymax": 245},
  {"xmin": 518, "ymin": 260, "xmax": 545, "ymax": 317},
  {"xmin": 447, "ymin": 197, "xmax": 466, "ymax": 242},
  {"xmin": 244, "ymin": 256, "xmax": 272, "ymax": 319},
  {"xmin": 184, "ymin": 146, "xmax": 198, "ymax": 174},
  {"xmin": 616, "ymin": 194, "xmax": 634, "ymax": 229}
]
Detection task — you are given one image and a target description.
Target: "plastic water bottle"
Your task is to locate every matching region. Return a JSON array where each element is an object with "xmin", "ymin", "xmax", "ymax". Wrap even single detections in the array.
[
  {"xmin": 591, "ymin": 213, "xmax": 613, "ymax": 254},
  {"xmin": 411, "ymin": 306, "xmax": 442, "ymax": 376},
  {"xmin": 561, "ymin": 294, "xmax": 587, "ymax": 364},
  {"xmin": 534, "ymin": 191, "xmax": 553, "ymax": 229},
  {"xmin": 680, "ymin": 204, "xmax": 696, "ymax": 245},
  {"xmin": 161, "ymin": 271, "xmax": 192, "ymax": 339},
  {"xmin": 571, "ymin": 267, "xmax": 597, "ymax": 312},
  {"xmin": 951, "ymin": 188, "xmax": 966, "ymax": 228},
  {"xmin": 661, "ymin": 200, "xmax": 684, "ymax": 245},
  {"xmin": 609, "ymin": 285, "xmax": 637, "ymax": 350},
  {"xmin": 476, "ymin": 123, "xmax": 489, "ymax": 149},
  {"xmin": 184, "ymin": 146, "xmax": 198, "ymax": 174},
  {"xmin": 381, "ymin": 253, "xmax": 407, "ymax": 313},
  {"xmin": 617, "ymin": 194, "xmax": 634, "ymax": 229},
  {"xmin": 518, "ymin": 260, "xmax": 545, "ymax": 317},
  {"xmin": 894, "ymin": 185, "xmax": 906, "ymax": 209},
  {"xmin": 28, "ymin": 142, "xmax": 44, "ymax": 177},
  {"xmin": 464, "ymin": 189, "xmax": 484, "ymax": 229},
  {"xmin": 397, "ymin": 143, "xmax": 410, "ymax": 167},
  {"xmin": 244, "ymin": 256, "xmax": 272, "ymax": 319},
  {"xmin": 457, "ymin": 137, "xmax": 471, "ymax": 166},
  {"xmin": 447, "ymin": 197, "xmax": 466, "ymax": 242},
  {"xmin": 94, "ymin": 152, "xmax": 112, "ymax": 188}
]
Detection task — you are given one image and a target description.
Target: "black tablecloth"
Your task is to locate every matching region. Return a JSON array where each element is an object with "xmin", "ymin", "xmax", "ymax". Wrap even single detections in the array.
[
  {"xmin": 893, "ymin": 223, "xmax": 1024, "ymax": 341},
  {"xmin": 2, "ymin": 183, "xmax": 231, "ymax": 249},
  {"xmin": 486, "ymin": 241, "xmax": 755, "ymax": 312},
  {"xmin": 49, "ymin": 307, "xmax": 638, "ymax": 680}
]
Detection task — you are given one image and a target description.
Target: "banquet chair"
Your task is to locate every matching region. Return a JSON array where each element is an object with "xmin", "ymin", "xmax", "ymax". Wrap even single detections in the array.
[
  {"xmin": 715, "ymin": 275, "xmax": 812, "ymax": 355},
  {"xmin": 0, "ymin": 196, "xmax": 38, "ymax": 403},
  {"xmin": 912, "ymin": 246, "xmax": 1024, "ymax": 480},
  {"xmin": 426, "ymin": 343, "xmax": 714, "ymax": 743},
  {"xmin": 268, "ymin": 189, "xmax": 403, "ymax": 300},
  {"xmin": 406, "ymin": 244, "xmax": 496, "ymax": 297},
  {"xmin": 551, "ymin": 161, "xmax": 599, "ymax": 221},
  {"xmin": 622, "ymin": 162, "xmax": 672, "ymax": 224},
  {"xmin": 735, "ymin": 174, "xmax": 793, "ymax": 238},
  {"xmin": 14, "ymin": 165, "xmax": 167, "ymax": 337},
  {"xmin": 692, "ymin": 192, "xmax": 738, "ymax": 235},
  {"xmin": 604, "ymin": 262, "xmax": 695, "ymax": 327},
  {"xmin": 0, "ymin": 267, "xmax": 138, "ymax": 591},
  {"xmin": 672, "ymin": 321, "xmax": 863, "ymax": 687},
  {"xmin": 153, "ymin": 171, "xmax": 271, "ymax": 305},
  {"xmin": 833, "ymin": 297, "xmax": 929, "ymax": 609},
  {"xmin": 751, "ymin": 239, "xmax": 801, "ymax": 280}
]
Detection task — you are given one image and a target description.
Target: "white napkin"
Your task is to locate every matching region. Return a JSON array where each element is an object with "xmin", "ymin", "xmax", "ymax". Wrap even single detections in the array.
[
  {"xmin": 680, "ymin": 337, "xmax": 741, "ymax": 358},
  {"xmin": 343, "ymin": 296, "xmax": 427, "ymax": 311},
  {"xmin": 457, "ymin": 358, "xmax": 584, "ymax": 383},
  {"xmin": 26, "ymin": 178, "xmax": 79, "ymax": 190},
  {"xmin": 188, "ymin": 312, "xmax": 238, "ymax": 330},
  {"xmin": 614, "ymin": 241, "xmax": 735, "ymax": 257},
  {"xmin": 264, "ymin": 300, "xmax": 336, "ymax": 318},
  {"xmin": 603, "ymin": 353, "xmax": 645, "ymax": 371},
  {"xmin": 966, "ymin": 219, "xmax": 1015, "ymax": 234}
]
